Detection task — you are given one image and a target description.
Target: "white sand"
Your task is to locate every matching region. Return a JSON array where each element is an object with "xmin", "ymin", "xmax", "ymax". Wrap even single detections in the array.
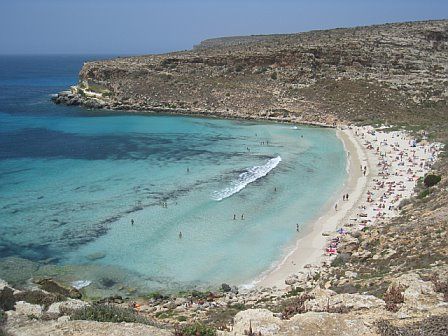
[{"xmin": 255, "ymin": 125, "xmax": 442, "ymax": 290}]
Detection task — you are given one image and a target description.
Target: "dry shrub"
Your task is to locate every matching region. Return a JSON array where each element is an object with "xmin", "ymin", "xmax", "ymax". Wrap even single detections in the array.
[
  {"xmin": 430, "ymin": 273, "xmax": 448, "ymax": 301},
  {"xmin": 281, "ymin": 293, "xmax": 314, "ymax": 319},
  {"xmin": 383, "ymin": 285, "xmax": 405, "ymax": 312},
  {"xmin": 377, "ymin": 315, "xmax": 448, "ymax": 336}
]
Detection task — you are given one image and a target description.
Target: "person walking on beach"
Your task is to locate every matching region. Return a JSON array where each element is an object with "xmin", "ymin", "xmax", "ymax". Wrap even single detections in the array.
[
  {"xmin": 335, "ymin": 203, "xmax": 338, "ymax": 211},
  {"xmin": 296, "ymin": 223, "xmax": 300, "ymax": 232}
]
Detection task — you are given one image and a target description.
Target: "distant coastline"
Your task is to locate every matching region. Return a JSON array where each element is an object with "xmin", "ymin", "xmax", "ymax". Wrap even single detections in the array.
[{"xmin": 52, "ymin": 90, "xmax": 336, "ymax": 128}]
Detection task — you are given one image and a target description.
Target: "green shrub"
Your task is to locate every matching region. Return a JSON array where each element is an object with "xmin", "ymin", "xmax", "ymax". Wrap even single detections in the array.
[
  {"xmin": 14, "ymin": 290, "xmax": 66, "ymax": 309},
  {"xmin": 417, "ymin": 188, "xmax": 431, "ymax": 199},
  {"xmin": 68, "ymin": 304, "xmax": 153, "ymax": 325},
  {"xmin": 102, "ymin": 91, "xmax": 113, "ymax": 98},
  {"xmin": 155, "ymin": 309, "xmax": 175, "ymax": 319},
  {"xmin": 271, "ymin": 72, "xmax": 278, "ymax": 80},
  {"xmin": 0, "ymin": 287, "xmax": 15, "ymax": 311},
  {"xmin": 0, "ymin": 310, "xmax": 8, "ymax": 336},
  {"xmin": 423, "ymin": 174, "xmax": 441, "ymax": 187},
  {"xmin": 235, "ymin": 64, "xmax": 244, "ymax": 72},
  {"xmin": 147, "ymin": 291, "xmax": 165, "ymax": 300},
  {"xmin": 173, "ymin": 322, "xmax": 217, "ymax": 336},
  {"xmin": 0, "ymin": 327, "xmax": 12, "ymax": 336},
  {"xmin": 331, "ymin": 253, "xmax": 350, "ymax": 267},
  {"xmin": 285, "ymin": 287, "xmax": 304, "ymax": 297}
]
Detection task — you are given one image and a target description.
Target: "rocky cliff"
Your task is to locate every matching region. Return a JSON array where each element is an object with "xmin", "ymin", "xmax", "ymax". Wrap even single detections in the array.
[{"xmin": 54, "ymin": 20, "xmax": 448, "ymax": 130}]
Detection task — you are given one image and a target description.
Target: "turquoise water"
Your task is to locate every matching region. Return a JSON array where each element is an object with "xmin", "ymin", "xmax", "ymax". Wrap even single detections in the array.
[{"xmin": 0, "ymin": 56, "xmax": 347, "ymax": 295}]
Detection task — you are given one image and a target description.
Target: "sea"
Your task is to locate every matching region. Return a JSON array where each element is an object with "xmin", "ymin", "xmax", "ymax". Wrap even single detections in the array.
[{"xmin": 0, "ymin": 55, "xmax": 347, "ymax": 297}]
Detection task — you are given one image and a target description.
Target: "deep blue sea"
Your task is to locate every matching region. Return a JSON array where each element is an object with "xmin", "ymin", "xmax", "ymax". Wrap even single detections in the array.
[{"xmin": 0, "ymin": 55, "xmax": 346, "ymax": 296}]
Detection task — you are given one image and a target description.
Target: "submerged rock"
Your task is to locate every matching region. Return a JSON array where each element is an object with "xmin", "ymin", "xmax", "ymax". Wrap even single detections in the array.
[{"xmin": 34, "ymin": 278, "xmax": 81, "ymax": 299}]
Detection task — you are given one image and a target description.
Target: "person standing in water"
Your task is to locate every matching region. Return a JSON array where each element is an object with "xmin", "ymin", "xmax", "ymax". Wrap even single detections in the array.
[{"xmin": 179, "ymin": 231, "xmax": 182, "ymax": 239}]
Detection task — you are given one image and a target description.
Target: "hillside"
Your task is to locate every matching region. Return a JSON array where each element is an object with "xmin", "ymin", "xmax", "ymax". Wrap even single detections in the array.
[{"xmin": 54, "ymin": 20, "xmax": 448, "ymax": 133}]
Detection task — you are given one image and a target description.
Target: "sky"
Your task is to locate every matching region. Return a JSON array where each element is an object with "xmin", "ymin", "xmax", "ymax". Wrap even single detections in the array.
[{"xmin": 0, "ymin": 0, "xmax": 447, "ymax": 55}]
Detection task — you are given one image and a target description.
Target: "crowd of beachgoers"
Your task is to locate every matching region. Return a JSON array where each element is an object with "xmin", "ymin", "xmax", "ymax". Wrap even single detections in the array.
[{"xmin": 320, "ymin": 126, "xmax": 441, "ymax": 259}]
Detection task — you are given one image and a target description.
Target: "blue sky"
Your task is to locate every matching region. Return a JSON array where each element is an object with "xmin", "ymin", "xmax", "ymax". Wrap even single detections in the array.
[{"xmin": 1, "ymin": 0, "xmax": 446, "ymax": 55}]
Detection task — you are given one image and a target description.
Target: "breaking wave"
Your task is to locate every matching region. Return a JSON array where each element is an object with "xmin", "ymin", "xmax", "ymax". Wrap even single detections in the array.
[{"xmin": 212, "ymin": 156, "xmax": 282, "ymax": 201}]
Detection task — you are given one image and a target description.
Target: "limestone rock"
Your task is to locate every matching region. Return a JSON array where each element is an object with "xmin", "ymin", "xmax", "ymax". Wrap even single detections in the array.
[
  {"xmin": 337, "ymin": 294, "xmax": 385, "ymax": 310},
  {"xmin": 47, "ymin": 299, "xmax": 89, "ymax": 315},
  {"xmin": 351, "ymin": 250, "xmax": 372, "ymax": 260},
  {"xmin": 231, "ymin": 309, "xmax": 281, "ymax": 335},
  {"xmin": 288, "ymin": 312, "xmax": 377, "ymax": 336},
  {"xmin": 3, "ymin": 320, "xmax": 172, "ymax": 336},
  {"xmin": 389, "ymin": 273, "xmax": 445, "ymax": 311},
  {"xmin": 285, "ymin": 272, "xmax": 308, "ymax": 286},
  {"xmin": 338, "ymin": 236, "xmax": 360, "ymax": 254},
  {"xmin": 344, "ymin": 271, "xmax": 358, "ymax": 278},
  {"xmin": 12, "ymin": 301, "xmax": 43, "ymax": 318},
  {"xmin": 228, "ymin": 309, "xmax": 378, "ymax": 336},
  {"xmin": 174, "ymin": 297, "xmax": 188, "ymax": 307},
  {"xmin": 306, "ymin": 287, "xmax": 384, "ymax": 312}
]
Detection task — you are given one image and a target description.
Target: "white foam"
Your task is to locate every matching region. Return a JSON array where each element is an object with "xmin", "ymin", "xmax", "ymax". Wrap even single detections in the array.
[
  {"xmin": 212, "ymin": 156, "xmax": 282, "ymax": 201},
  {"xmin": 71, "ymin": 280, "xmax": 92, "ymax": 289}
]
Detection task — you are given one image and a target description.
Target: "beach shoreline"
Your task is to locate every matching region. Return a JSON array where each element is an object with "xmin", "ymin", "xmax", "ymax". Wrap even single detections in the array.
[
  {"xmin": 254, "ymin": 124, "xmax": 441, "ymax": 291},
  {"xmin": 255, "ymin": 126, "xmax": 368, "ymax": 289}
]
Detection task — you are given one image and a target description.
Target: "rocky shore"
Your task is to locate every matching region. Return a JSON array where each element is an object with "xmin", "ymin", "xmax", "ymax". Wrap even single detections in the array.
[
  {"xmin": 1, "ymin": 262, "xmax": 447, "ymax": 335},
  {"xmin": 53, "ymin": 20, "xmax": 448, "ymax": 129}
]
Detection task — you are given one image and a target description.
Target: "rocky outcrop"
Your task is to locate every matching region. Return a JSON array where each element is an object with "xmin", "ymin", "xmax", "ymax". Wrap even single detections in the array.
[
  {"xmin": 54, "ymin": 20, "xmax": 448, "ymax": 128},
  {"xmin": 34, "ymin": 278, "xmax": 81, "ymax": 299},
  {"xmin": 4, "ymin": 318, "xmax": 171, "ymax": 336},
  {"xmin": 230, "ymin": 309, "xmax": 377, "ymax": 336}
]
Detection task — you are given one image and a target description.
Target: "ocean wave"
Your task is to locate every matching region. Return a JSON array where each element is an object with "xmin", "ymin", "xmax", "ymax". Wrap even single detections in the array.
[
  {"xmin": 212, "ymin": 156, "xmax": 282, "ymax": 201},
  {"xmin": 71, "ymin": 280, "xmax": 92, "ymax": 289}
]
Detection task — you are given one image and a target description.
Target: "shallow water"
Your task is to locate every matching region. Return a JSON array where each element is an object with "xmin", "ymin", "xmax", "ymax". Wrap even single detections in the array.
[{"xmin": 0, "ymin": 55, "xmax": 347, "ymax": 295}]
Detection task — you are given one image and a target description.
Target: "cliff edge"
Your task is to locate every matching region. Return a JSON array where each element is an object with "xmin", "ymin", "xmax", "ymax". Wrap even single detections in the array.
[{"xmin": 54, "ymin": 20, "xmax": 448, "ymax": 129}]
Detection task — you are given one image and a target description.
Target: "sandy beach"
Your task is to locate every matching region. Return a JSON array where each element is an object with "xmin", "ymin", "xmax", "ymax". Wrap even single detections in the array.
[{"xmin": 256, "ymin": 125, "xmax": 441, "ymax": 290}]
